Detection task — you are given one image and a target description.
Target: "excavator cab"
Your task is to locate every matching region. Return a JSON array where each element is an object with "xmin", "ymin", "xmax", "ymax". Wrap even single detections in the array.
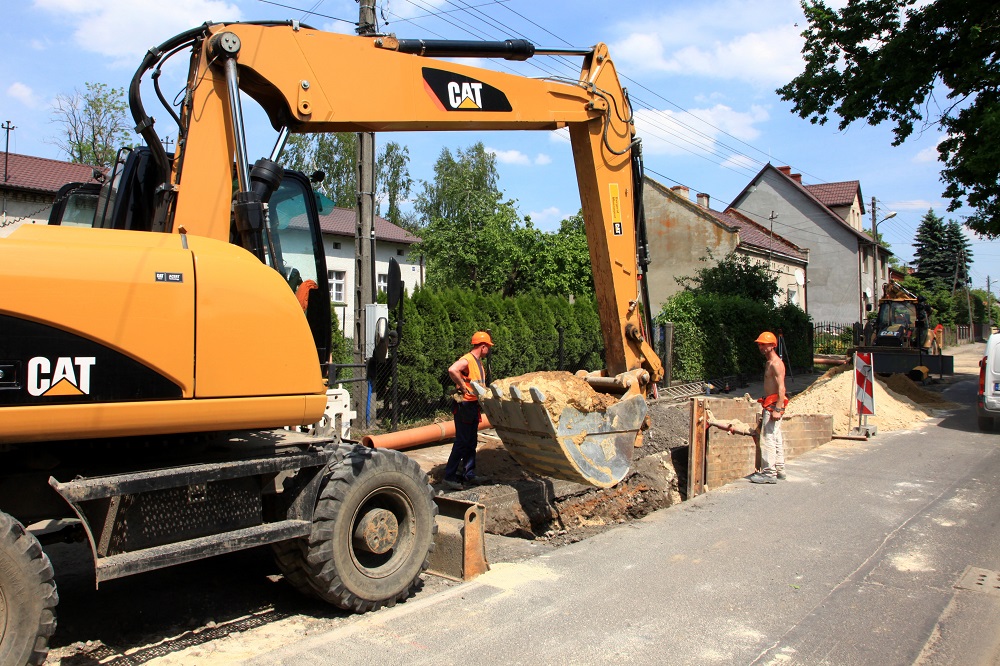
[
  {"xmin": 874, "ymin": 300, "xmax": 917, "ymax": 347},
  {"xmin": 47, "ymin": 146, "xmax": 333, "ymax": 370}
]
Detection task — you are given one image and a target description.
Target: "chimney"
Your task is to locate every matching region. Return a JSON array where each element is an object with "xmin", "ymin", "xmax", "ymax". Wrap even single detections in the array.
[
  {"xmin": 777, "ymin": 166, "xmax": 792, "ymax": 176},
  {"xmin": 696, "ymin": 193, "xmax": 710, "ymax": 208},
  {"xmin": 790, "ymin": 173, "xmax": 803, "ymax": 184},
  {"xmin": 670, "ymin": 185, "xmax": 690, "ymax": 200}
]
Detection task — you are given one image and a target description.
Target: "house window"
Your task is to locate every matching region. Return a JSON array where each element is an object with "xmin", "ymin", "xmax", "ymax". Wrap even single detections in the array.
[
  {"xmin": 787, "ymin": 287, "xmax": 798, "ymax": 306},
  {"xmin": 332, "ymin": 241, "xmax": 341, "ymax": 250},
  {"xmin": 328, "ymin": 270, "xmax": 346, "ymax": 303},
  {"xmin": 863, "ymin": 248, "xmax": 870, "ymax": 274},
  {"xmin": 377, "ymin": 273, "xmax": 388, "ymax": 294},
  {"xmin": 396, "ymin": 248, "xmax": 404, "ymax": 256}
]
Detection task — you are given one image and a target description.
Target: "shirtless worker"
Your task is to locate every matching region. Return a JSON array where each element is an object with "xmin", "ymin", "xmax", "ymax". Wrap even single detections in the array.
[{"xmin": 750, "ymin": 331, "xmax": 787, "ymax": 484}]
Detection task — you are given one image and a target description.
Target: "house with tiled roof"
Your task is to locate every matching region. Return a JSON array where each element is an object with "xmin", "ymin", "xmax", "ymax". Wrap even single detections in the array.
[
  {"xmin": 730, "ymin": 164, "xmax": 885, "ymax": 324},
  {"xmin": 0, "ymin": 152, "xmax": 103, "ymax": 237},
  {"xmin": 311, "ymin": 202, "xmax": 423, "ymax": 334},
  {"xmin": 643, "ymin": 176, "xmax": 808, "ymax": 315}
]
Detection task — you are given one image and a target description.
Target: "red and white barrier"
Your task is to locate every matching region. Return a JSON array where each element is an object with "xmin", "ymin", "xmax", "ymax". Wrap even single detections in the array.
[{"xmin": 854, "ymin": 352, "xmax": 876, "ymax": 416}]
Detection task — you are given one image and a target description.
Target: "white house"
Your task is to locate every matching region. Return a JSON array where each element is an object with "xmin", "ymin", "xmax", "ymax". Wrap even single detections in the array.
[
  {"xmin": 730, "ymin": 165, "xmax": 886, "ymax": 324},
  {"xmin": 313, "ymin": 206, "xmax": 423, "ymax": 335},
  {"xmin": 0, "ymin": 153, "xmax": 102, "ymax": 236}
]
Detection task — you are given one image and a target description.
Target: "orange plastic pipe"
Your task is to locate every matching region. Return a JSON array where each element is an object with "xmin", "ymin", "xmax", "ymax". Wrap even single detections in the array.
[{"xmin": 361, "ymin": 415, "xmax": 492, "ymax": 450}]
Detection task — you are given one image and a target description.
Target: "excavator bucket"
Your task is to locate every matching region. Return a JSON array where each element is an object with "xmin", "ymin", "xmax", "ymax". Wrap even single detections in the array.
[{"xmin": 472, "ymin": 375, "xmax": 647, "ymax": 488}]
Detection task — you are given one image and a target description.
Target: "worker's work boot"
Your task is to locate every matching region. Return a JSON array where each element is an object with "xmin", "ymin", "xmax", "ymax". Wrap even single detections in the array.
[
  {"xmin": 776, "ymin": 471, "xmax": 787, "ymax": 480},
  {"xmin": 442, "ymin": 479, "xmax": 464, "ymax": 491},
  {"xmin": 748, "ymin": 473, "xmax": 777, "ymax": 484},
  {"xmin": 465, "ymin": 475, "xmax": 492, "ymax": 486}
]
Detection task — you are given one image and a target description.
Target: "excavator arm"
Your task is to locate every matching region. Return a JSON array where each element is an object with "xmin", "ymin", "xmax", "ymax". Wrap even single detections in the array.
[{"xmin": 137, "ymin": 21, "xmax": 662, "ymax": 486}]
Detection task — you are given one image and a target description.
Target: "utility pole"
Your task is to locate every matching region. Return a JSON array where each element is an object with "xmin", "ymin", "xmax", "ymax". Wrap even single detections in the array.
[
  {"xmin": 353, "ymin": 0, "xmax": 378, "ymax": 426},
  {"xmin": 989, "ymin": 276, "xmax": 994, "ymax": 332},
  {"xmin": 2, "ymin": 121, "xmax": 14, "ymax": 223},
  {"xmin": 2, "ymin": 121, "xmax": 14, "ymax": 183},
  {"xmin": 871, "ymin": 196, "xmax": 879, "ymax": 312}
]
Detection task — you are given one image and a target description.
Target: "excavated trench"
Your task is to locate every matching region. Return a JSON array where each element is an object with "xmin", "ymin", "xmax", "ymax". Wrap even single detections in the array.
[{"xmin": 425, "ymin": 398, "xmax": 692, "ymax": 546}]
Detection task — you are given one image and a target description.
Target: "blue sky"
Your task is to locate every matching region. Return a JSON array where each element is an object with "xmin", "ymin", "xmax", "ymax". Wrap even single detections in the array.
[{"xmin": 3, "ymin": 0, "xmax": 997, "ymax": 295}]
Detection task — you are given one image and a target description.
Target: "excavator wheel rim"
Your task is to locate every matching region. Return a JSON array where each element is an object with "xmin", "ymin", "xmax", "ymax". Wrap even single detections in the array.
[
  {"xmin": 0, "ymin": 512, "xmax": 58, "ymax": 666},
  {"xmin": 347, "ymin": 485, "xmax": 415, "ymax": 577}
]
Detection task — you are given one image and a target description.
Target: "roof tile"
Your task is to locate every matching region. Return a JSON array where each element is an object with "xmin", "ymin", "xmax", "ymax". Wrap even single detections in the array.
[
  {"xmin": 0, "ymin": 153, "xmax": 102, "ymax": 194},
  {"xmin": 803, "ymin": 181, "xmax": 861, "ymax": 208},
  {"xmin": 707, "ymin": 207, "xmax": 807, "ymax": 261}
]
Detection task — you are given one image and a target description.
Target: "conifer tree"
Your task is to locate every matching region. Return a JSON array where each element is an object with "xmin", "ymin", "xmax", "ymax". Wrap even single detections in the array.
[
  {"xmin": 944, "ymin": 220, "xmax": 973, "ymax": 289},
  {"xmin": 913, "ymin": 209, "xmax": 950, "ymax": 286}
]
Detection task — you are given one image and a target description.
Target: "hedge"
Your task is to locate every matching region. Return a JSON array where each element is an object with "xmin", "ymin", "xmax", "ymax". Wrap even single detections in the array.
[{"xmin": 655, "ymin": 292, "xmax": 811, "ymax": 382}]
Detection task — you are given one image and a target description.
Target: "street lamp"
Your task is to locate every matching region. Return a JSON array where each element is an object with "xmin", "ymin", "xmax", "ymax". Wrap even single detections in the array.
[{"xmin": 871, "ymin": 203, "xmax": 896, "ymax": 310}]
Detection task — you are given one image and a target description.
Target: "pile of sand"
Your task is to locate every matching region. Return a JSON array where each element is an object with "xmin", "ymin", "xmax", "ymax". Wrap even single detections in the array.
[
  {"xmin": 787, "ymin": 369, "xmax": 933, "ymax": 434},
  {"xmin": 883, "ymin": 373, "xmax": 960, "ymax": 408},
  {"xmin": 491, "ymin": 371, "xmax": 618, "ymax": 420}
]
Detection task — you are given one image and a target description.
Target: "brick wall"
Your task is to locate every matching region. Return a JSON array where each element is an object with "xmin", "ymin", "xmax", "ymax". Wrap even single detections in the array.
[{"xmin": 700, "ymin": 398, "xmax": 833, "ymax": 489}]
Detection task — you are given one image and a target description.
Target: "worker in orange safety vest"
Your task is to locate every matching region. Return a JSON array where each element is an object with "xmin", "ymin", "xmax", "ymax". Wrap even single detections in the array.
[
  {"xmin": 751, "ymin": 331, "xmax": 788, "ymax": 484},
  {"xmin": 442, "ymin": 331, "xmax": 493, "ymax": 490}
]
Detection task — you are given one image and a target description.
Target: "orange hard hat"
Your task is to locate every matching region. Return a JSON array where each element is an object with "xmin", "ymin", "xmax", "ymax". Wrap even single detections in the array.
[
  {"xmin": 755, "ymin": 331, "xmax": 778, "ymax": 345},
  {"xmin": 471, "ymin": 331, "xmax": 494, "ymax": 347}
]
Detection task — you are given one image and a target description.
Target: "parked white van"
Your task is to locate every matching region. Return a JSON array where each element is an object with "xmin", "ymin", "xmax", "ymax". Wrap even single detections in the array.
[{"xmin": 977, "ymin": 332, "xmax": 1000, "ymax": 431}]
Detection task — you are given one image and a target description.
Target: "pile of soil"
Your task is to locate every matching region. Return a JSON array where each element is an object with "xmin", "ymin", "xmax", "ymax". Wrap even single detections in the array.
[
  {"xmin": 883, "ymin": 373, "xmax": 959, "ymax": 408},
  {"xmin": 787, "ymin": 369, "xmax": 933, "ymax": 434},
  {"xmin": 491, "ymin": 371, "xmax": 618, "ymax": 421}
]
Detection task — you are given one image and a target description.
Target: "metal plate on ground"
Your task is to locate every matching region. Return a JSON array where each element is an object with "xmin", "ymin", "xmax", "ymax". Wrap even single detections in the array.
[{"xmin": 955, "ymin": 566, "xmax": 1000, "ymax": 596}]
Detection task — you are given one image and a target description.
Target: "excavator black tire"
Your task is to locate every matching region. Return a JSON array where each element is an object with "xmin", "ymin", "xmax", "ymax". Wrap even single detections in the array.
[
  {"xmin": 0, "ymin": 511, "xmax": 58, "ymax": 666},
  {"xmin": 275, "ymin": 446, "xmax": 436, "ymax": 612}
]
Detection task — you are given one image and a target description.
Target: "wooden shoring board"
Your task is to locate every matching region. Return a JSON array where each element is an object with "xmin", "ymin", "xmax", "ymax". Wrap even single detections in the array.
[{"xmin": 688, "ymin": 397, "xmax": 707, "ymax": 498}]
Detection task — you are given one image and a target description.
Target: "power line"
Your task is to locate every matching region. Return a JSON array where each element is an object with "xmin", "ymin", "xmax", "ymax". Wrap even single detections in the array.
[{"xmin": 256, "ymin": 0, "xmax": 356, "ymax": 25}]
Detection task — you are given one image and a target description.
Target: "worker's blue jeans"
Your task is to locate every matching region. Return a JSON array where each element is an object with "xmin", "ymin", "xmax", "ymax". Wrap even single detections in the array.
[{"xmin": 445, "ymin": 401, "xmax": 480, "ymax": 482}]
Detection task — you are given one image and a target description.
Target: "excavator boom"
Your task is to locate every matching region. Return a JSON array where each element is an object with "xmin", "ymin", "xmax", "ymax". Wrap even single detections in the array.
[
  {"xmin": 162, "ymin": 23, "xmax": 662, "ymax": 485},
  {"xmin": 131, "ymin": 22, "xmax": 662, "ymax": 486}
]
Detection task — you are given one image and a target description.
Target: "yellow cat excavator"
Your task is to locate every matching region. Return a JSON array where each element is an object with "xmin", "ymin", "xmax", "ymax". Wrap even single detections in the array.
[{"xmin": 0, "ymin": 21, "xmax": 660, "ymax": 664}]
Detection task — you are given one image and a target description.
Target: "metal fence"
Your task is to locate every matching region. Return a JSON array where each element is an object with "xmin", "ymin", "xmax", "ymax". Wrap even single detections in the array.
[{"xmin": 812, "ymin": 321, "xmax": 859, "ymax": 355}]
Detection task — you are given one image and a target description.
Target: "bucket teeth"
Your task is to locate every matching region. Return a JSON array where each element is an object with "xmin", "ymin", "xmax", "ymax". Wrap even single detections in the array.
[{"xmin": 475, "ymin": 380, "xmax": 647, "ymax": 488}]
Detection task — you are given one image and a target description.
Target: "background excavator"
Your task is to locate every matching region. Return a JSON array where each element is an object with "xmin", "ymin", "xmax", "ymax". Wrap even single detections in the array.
[
  {"xmin": 856, "ymin": 281, "xmax": 952, "ymax": 377},
  {"xmin": 0, "ymin": 21, "xmax": 661, "ymax": 664}
]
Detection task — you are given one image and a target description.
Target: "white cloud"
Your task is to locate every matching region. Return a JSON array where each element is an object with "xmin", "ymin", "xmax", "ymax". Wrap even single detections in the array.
[
  {"xmin": 7, "ymin": 83, "xmax": 40, "ymax": 108},
  {"xmin": 891, "ymin": 200, "xmax": 942, "ymax": 211},
  {"xmin": 614, "ymin": 27, "xmax": 803, "ymax": 86},
  {"xmin": 487, "ymin": 147, "xmax": 531, "ymax": 165},
  {"xmin": 529, "ymin": 206, "xmax": 562, "ymax": 226},
  {"xmin": 634, "ymin": 104, "xmax": 769, "ymax": 158},
  {"xmin": 32, "ymin": 0, "xmax": 243, "ymax": 63},
  {"xmin": 486, "ymin": 147, "xmax": 552, "ymax": 167},
  {"xmin": 913, "ymin": 136, "xmax": 946, "ymax": 163},
  {"xmin": 549, "ymin": 127, "xmax": 571, "ymax": 144}
]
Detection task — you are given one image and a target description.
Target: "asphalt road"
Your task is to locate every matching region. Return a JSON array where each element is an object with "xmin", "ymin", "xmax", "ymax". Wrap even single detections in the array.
[{"xmin": 246, "ymin": 373, "xmax": 1000, "ymax": 666}]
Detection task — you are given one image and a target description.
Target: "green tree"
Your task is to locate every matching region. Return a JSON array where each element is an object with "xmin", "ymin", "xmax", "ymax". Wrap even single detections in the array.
[
  {"xmin": 284, "ymin": 133, "xmax": 358, "ymax": 208},
  {"xmin": 413, "ymin": 143, "xmax": 535, "ymax": 295},
  {"xmin": 677, "ymin": 251, "xmax": 781, "ymax": 303},
  {"xmin": 527, "ymin": 211, "xmax": 595, "ymax": 297},
  {"xmin": 50, "ymin": 82, "xmax": 132, "ymax": 168},
  {"xmin": 777, "ymin": 0, "xmax": 1000, "ymax": 236},
  {"xmin": 944, "ymin": 219, "xmax": 973, "ymax": 289},
  {"xmin": 376, "ymin": 141, "xmax": 413, "ymax": 228}
]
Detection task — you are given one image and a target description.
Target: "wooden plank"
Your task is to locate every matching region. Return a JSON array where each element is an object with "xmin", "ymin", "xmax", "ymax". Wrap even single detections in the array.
[{"xmin": 688, "ymin": 398, "xmax": 706, "ymax": 497}]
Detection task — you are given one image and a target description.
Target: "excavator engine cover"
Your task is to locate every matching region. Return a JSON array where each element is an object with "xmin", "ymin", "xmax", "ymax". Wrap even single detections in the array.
[{"xmin": 473, "ymin": 382, "xmax": 647, "ymax": 488}]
